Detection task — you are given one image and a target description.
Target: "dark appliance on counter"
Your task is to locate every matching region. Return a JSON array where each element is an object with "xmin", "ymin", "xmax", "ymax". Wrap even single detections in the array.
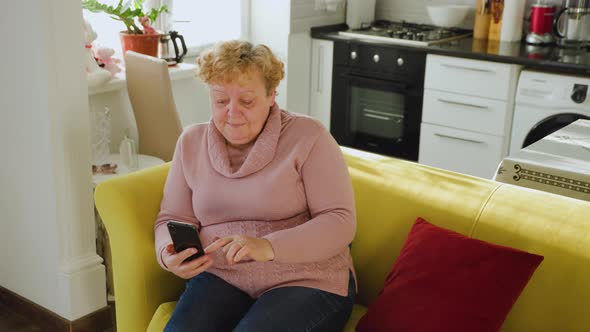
[
  {"xmin": 158, "ymin": 31, "xmax": 188, "ymax": 66},
  {"xmin": 553, "ymin": 0, "xmax": 590, "ymax": 48},
  {"xmin": 330, "ymin": 41, "xmax": 426, "ymax": 161}
]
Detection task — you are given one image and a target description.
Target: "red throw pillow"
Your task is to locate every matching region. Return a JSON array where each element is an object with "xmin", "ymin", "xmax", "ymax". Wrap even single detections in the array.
[{"xmin": 356, "ymin": 217, "xmax": 543, "ymax": 332}]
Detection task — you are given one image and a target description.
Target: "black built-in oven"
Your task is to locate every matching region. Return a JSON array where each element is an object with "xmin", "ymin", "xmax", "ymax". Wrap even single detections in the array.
[{"xmin": 330, "ymin": 41, "xmax": 426, "ymax": 161}]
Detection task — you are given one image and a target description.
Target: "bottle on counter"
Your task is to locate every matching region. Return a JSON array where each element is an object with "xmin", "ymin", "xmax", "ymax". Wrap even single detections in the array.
[
  {"xmin": 488, "ymin": 0, "xmax": 504, "ymax": 40},
  {"xmin": 500, "ymin": 0, "xmax": 526, "ymax": 41},
  {"xmin": 488, "ymin": 0, "xmax": 526, "ymax": 42},
  {"xmin": 119, "ymin": 129, "xmax": 139, "ymax": 171}
]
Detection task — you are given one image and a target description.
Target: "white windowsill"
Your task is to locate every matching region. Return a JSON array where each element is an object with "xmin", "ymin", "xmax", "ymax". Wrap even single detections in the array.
[
  {"xmin": 185, "ymin": 43, "xmax": 214, "ymax": 58},
  {"xmin": 88, "ymin": 62, "xmax": 198, "ymax": 96}
]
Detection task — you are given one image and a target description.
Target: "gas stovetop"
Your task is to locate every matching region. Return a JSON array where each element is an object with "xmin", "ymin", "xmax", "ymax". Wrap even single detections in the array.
[{"xmin": 338, "ymin": 20, "xmax": 473, "ymax": 47}]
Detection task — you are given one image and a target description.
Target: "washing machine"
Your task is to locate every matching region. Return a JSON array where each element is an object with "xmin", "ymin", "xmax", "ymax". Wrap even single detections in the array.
[{"xmin": 510, "ymin": 70, "xmax": 590, "ymax": 156}]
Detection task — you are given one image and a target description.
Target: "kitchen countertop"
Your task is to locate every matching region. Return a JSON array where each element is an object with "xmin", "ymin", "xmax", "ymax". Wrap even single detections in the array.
[{"xmin": 311, "ymin": 24, "xmax": 590, "ymax": 75}]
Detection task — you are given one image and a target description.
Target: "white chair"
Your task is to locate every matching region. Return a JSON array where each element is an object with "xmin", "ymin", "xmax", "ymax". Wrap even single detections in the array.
[{"xmin": 124, "ymin": 51, "xmax": 183, "ymax": 162}]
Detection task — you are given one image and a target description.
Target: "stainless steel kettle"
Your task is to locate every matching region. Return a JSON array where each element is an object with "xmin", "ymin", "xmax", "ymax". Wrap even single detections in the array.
[
  {"xmin": 158, "ymin": 31, "xmax": 188, "ymax": 65},
  {"xmin": 553, "ymin": 0, "xmax": 590, "ymax": 48}
]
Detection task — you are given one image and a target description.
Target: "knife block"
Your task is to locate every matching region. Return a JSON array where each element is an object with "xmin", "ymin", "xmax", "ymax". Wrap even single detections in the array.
[{"xmin": 474, "ymin": 12, "xmax": 491, "ymax": 39}]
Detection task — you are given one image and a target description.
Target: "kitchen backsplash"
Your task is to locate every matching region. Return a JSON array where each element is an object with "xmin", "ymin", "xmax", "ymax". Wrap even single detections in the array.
[
  {"xmin": 375, "ymin": 0, "xmax": 563, "ymax": 29},
  {"xmin": 291, "ymin": 0, "xmax": 345, "ymax": 32}
]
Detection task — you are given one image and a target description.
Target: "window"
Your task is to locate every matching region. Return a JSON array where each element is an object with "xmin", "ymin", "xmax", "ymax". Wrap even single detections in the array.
[
  {"xmin": 170, "ymin": 0, "xmax": 249, "ymax": 54},
  {"xmin": 83, "ymin": 0, "xmax": 249, "ymax": 55},
  {"xmin": 83, "ymin": 0, "xmax": 128, "ymax": 54}
]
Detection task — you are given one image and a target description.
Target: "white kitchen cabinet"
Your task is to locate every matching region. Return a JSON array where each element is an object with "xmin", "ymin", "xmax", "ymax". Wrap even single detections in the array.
[
  {"xmin": 425, "ymin": 54, "xmax": 519, "ymax": 101},
  {"xmin": 419, "ymin": 54, "xmax": 521, "ymax": 179},
  {"xmin": 309, "ymin": 39, "xmax": 334, "ymax": 130},
  {"xmin": 422, "ymin": 90, "xmax": 510, "ymax": 136},
  {"xmin": 419, "ymin": 123, "xmax": 505, "ymax": 179}
]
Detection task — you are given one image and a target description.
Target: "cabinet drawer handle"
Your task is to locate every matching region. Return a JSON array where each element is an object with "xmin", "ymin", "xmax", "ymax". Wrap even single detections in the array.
[
  {"xmin": 441, "ymin": 63, "xmax": 494, "ymax": 73},
  {"xmin": 437, "ymin": 99, "xmax": 489, "ymax": 110},
  {"xmin": 363, "ymin": 113, "xmax": 390, "ymax": 121},
  {"xmin": 435, "ymin": 133, "xmax": 484, "ymax": 144}
]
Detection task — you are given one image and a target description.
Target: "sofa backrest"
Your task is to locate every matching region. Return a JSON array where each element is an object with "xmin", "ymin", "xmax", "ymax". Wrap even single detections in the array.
[{"xmin": 342, "ymin": 148, "xmax": 590, "ymax": 331}]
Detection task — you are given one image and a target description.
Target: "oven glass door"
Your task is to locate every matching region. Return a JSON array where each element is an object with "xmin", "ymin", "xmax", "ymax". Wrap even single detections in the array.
[
  {"xmin": 332, "ymin": 71, "xmax": 421, "ymax": 161},
  {"xmin": 350, "ymin": 84, "xmax": 406, "ymax": 141}
]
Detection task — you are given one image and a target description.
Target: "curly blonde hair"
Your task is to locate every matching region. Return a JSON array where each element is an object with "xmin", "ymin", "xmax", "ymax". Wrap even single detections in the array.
[{"xmin": 195, "ymin": 40, "xmax": 285, "ymax": 95}]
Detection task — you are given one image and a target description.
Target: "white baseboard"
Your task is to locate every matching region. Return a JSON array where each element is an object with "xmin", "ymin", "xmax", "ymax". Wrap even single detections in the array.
[{"xmin": 56, "ymin": 263, "xmax": 107, "ymax": 321}]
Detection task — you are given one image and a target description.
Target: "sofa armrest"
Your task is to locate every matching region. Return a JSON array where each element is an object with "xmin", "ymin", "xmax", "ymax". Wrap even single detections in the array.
[{"xmin": 94, "ymin": 163, "xmax": 184, "ymax": 332}]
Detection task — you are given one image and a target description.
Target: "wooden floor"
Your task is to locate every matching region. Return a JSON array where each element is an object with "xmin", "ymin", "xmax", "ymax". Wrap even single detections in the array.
[
  {"xmin": 0, "ymin": 300, "xmax": 44, "ymax": 331},
  {"xmin": 0, "ymin": 300, "xmax": 115, "ymax": 332}
]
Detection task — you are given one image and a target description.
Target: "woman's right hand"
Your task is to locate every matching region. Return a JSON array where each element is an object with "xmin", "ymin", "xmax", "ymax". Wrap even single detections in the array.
[{"xmin": 162, "ymin": 243, "xmax": 214, "ymax": 279}]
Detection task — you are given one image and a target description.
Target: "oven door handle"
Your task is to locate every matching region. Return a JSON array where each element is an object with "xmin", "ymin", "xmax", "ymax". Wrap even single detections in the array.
[
  {"xmin": 363, "ymin": 113, "xmax": 391, "ymax": 121},
  {"xmin": 341, "ymin": 73, "xmax": 408, "ymax": 91}
]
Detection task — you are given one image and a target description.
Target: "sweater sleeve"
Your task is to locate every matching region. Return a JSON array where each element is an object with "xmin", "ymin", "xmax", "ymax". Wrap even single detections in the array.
[
  {"xmin": 263, "ymin": 128, "xmax": 357, "ymax": 263},
  {"xmin": 154, "ymin": 134, "xmax": 199, "ymax": 269}
]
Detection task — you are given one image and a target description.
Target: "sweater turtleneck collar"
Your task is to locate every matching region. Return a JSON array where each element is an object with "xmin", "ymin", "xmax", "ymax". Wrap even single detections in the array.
[{"xmin": 207, "ymin": 103, "xmax": 281, "ymax": 178}]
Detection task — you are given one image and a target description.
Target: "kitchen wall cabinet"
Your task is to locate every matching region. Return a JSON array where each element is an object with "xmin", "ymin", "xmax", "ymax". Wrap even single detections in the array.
[
  {"xmin": 309, "ymin": 39, "xmax": 334, "ymax": 129},
  {"xmin": 419, "ymin": 54, "xmax": 521, "ymax": 179}
]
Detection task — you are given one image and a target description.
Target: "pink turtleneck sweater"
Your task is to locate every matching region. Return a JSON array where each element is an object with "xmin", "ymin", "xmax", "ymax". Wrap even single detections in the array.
[{"xmin": 154, "ymin": 104, "xmax": 356, "ymax": 298}]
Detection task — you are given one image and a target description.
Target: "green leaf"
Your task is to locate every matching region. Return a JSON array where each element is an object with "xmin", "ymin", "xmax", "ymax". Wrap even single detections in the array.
[
  {"xmin": 114, "ymin": 0, "xmax": 123, "ymax": 12},
  {"xmin": 133, "ymin": 0, "xmax": 144, "ymax": 10},
  {"xmin": 147, "ymin": 8, "xmax": 157, "ymax": 22},
  {"xmin": 147, "ymin": 5, "xmax": 168, "ymax": 22},
  {"xmin": 120, "ymin": 0, "xmax": 133, "ymax": 13},
  {"xmin": 81, "ymin": 0, "xmax": 103, "ymax": 12},
  {"xmin": 81, "ymin": 0, "xmax": 168, "ymax": 33}
]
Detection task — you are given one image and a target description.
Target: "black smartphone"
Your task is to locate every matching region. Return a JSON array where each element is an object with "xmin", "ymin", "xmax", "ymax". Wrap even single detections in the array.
[{"xmin": 167, "ymin": 221, "xmax": 205, "ymax": 262}]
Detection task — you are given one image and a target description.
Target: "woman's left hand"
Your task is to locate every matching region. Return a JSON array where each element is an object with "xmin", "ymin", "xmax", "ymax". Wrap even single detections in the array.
[{"xmin": 205, "ymin": 235, "xmax": 275, "ymax": 265}]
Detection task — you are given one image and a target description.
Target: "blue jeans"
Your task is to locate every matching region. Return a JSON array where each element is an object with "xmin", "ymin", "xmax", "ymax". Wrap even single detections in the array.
[{"xmin": 164, "ymin": 271, "xmax": 355, "ymax": 332}]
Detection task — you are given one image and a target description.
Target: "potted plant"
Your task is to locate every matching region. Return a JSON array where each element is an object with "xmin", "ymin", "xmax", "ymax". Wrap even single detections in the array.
[{"xmin": 82, "ymin": 0, "xmax": 168, "ymax": 57}]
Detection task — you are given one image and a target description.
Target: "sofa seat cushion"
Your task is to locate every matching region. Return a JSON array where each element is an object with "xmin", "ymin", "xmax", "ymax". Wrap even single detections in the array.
[
  {"xmin": 343, "ymin": 304, "xmax": 368, "ymax": 331},
  {"xmin": 147, "ymin": 301, "xmax": 368, "ymax": 331},
  {"xmin": 356, "ymin": 218, "xmax": 544, "ymax": 332}
]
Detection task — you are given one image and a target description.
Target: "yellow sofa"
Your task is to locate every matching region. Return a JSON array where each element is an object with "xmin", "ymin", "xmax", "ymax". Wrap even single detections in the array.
[{"xmin": 95, "ymin": 147, "xmax": 590, "ymax": 332}]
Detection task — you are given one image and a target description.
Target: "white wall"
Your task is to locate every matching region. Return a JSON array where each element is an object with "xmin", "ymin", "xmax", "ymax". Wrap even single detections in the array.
[
  {"xmin": 172, "ymin": 79, "xmax": 213, "ymax": 126},
  {"xmin": 249, "ymin": 0, "xmax": 345, "ymax": 115},
  {"xmin": 375, "ymin": 0, "xmax": 477, "ymax": 28},
  {"xmin": 0, "ymin": 0, "xmax": 106, "ymax": 321},
  {"xmin": 291, "ymin": 0, "xmax": 345, "ymax": 33},
  {"xmin": 287, "ymin": 0, "xmax": 345, "ymax": 116},
  {"xmin": 250, "ymin": 0, "xmax": 292, "ymax": 108},
  {"xmin": 375, "ymin": 0, "xmax": 562, "ymax": 29},
  {"xmin": 286, "ymin": 33, "xmax": 313, "ymax": 115}
]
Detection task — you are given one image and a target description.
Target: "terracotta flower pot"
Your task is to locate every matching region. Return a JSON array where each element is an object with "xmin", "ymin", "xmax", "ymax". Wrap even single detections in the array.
[{"xmin": 119, "ymin": 32, "xmax": 162, "ymax": 57}]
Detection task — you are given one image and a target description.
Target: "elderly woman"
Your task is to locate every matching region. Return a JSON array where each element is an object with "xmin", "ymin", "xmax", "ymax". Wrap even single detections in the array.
[{"xmin": 154, "ymin": 40, "xmax": 356, "ymax": 332}]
